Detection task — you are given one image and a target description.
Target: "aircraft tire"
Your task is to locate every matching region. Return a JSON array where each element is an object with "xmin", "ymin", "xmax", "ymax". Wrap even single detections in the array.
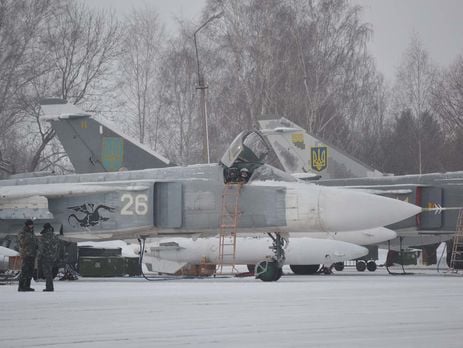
[
  {"xmin": 356, "ymin": 260, "xmax": 367, "ymax": 272},
  {"xmin": 334, "ymin": 262, "xmax": 345, "ymax": 271},
  {"xmin": 247, "ymin": 264, "xmax": 255, "ymax": 273},
  {"xmin": 289, "ymin": 264, "xmax": 320, "ymax": 275},
  {"xmin": 255, "ymin": 260, "xmax": 280, "ymax": 282},
  {"xmin": 367, "ymin": 260, "xmax": 377, "ymax": 272}
]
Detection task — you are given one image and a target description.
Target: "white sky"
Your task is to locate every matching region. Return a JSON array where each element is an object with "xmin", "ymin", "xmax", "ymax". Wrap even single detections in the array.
[
  {"xmin": 353, "ymin": 0, "xmax": 463, "ymax": 81},
  {"xmin": 86, "ymin": 0, "xmax": 463, "ymax": 82},
  {"xmin": 86, "ymin": 0, "xmax": 206, "ymax": 29}
]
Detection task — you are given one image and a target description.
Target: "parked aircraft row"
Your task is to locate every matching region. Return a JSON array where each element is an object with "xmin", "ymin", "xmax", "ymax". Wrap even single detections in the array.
[{"xmin": 1, "ymin": 100, "xmax": 457, "ymax": 280}]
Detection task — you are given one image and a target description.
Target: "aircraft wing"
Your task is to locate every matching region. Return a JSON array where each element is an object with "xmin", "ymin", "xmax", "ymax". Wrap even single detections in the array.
[
  {"xmin": 335, "ymin": 186, "xmax": 415, "ymax": 196},
  {"xmin": 0, "ymin": 182, "xmax": 150, "ymax": 220},
  {"xmin": 0, "ymin": 182, "xmax": 149, "ymax": 200}
]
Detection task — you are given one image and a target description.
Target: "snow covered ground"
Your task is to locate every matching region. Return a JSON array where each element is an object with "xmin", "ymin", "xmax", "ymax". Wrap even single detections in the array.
[{"xmin": 1, "ymin": 268, "xmax": 463, "ymax": 348}]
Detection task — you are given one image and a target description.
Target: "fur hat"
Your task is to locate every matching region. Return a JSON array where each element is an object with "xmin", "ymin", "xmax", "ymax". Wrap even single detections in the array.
[{"xmin": 41, "ymin": 223, "xmax": 53, "ymax": 234}]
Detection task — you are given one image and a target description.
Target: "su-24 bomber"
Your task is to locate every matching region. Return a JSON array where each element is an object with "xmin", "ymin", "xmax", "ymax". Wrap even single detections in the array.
[
  {"xmin": 33, "ymin": 101, "xmax": 401, "ymax": 275},
  {"xmin": 0, "ymin": 100, "xmax": 424, "ymax": 281},
  {"xmin": 259, "ymin": 117, "xmax": 463, "ymax": 268}
]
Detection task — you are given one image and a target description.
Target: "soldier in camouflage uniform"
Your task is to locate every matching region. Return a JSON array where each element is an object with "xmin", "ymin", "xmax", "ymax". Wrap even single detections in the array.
[
  {"xmin": 18, "ymin": 219, "xmax": 38, "ymax": 292},
  {"xmin": 39, "ymin": 223, "xmax": 59, "ymax": 292}
]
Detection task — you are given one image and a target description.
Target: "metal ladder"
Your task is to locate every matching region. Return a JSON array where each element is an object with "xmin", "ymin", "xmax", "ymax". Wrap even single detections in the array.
[
  {"xmin": 216, "ymin": 183, "xmax": 242, "ymax": 274},
  {"xmin": 449, "ymin": 209, "xmax": 463, "ymax": 271}
]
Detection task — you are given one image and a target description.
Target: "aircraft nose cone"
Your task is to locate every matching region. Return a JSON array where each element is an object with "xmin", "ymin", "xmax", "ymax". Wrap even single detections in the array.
[{"xmin": 318, "ymin": 186, "xmax": 421, "ymax": 232}]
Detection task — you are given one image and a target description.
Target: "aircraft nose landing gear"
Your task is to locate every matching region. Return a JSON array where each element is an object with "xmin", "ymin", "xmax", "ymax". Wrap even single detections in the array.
[
  {"xmin": 255, "ymin": 260, "xmax": 283, "ymax": 281},
  {"xmin": 255, "ymin": 233, "xmax": 286, "ymax": 282}
]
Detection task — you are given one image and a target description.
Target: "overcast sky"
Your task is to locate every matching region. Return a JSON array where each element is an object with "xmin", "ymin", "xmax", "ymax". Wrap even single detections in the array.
[
  {"xmin": 87, "ymin": 0, "xmax": 463, "ymax": 82},
  {"xmin": 353, "ymin": 0, "xmax": 463, "ymax": 81}
]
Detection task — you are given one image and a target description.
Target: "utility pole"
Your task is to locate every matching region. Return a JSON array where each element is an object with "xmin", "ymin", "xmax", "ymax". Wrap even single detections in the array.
[{"xmin": 194, "ymin": 12, "xmax": 223, "ymax": 164}]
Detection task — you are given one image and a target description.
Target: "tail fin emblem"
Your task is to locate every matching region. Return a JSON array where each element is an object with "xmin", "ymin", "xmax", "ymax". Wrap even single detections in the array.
[
  {"xmin": 311, "ymin": 146, "xmax": 327, "ymax": 172},
  {"xmin": 291, "ymin": 133, "xmax": 305, "ymax": 150}
]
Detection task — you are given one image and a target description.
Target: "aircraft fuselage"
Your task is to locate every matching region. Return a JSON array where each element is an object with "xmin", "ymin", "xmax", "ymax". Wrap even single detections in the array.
[{"xmin": 0, "ymin": 164, "xmax": 421, "ymax": 241}]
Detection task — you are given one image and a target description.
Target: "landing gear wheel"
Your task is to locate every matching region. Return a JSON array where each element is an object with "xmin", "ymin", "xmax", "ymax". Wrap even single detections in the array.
[
  {"xmin": 289, "ymin": 264, "xmax": 320, "ymax": 275},
  {"xmin": 255, "ymin": 260, "xmax": 281, "ymax": 282},
  {"xmin": 367, "ymin": 260, "xmax": 377, "ymax": 272},
  {"xmin": 247, "ymin": 264, "xmax": 255, "ymax": 273},
  {"xmin": 334, "ymin": 262, "xmax": 345, "ymax": 271},
  {"xmin": 356, "ymin": 260, "xmax": 367, "ymax": 272},
  {"xmin": 255, "ymin": 232, "xmax": 287, "ymax": 282}
]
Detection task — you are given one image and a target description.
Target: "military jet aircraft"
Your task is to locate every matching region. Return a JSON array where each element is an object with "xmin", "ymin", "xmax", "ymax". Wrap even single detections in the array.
[
  {"xmin": 0, "ymin": 101, "xmax": 424, "ymax": 281},
  {"xmin": 40, "ymin": 102, "xmax": 396, "ymax": 274},
  {"xmin": 36, "ymin": 100, "xmax": 406, "ymax": 255},
  {"xmin": 258, "ymin": 117, "xmax": 461, "ymax": 269}
]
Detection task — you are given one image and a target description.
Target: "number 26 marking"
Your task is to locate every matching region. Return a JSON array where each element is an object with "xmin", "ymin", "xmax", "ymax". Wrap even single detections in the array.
[{"xmin": 121, "ymin": 194, "xmax": 148, "ymax": 215}]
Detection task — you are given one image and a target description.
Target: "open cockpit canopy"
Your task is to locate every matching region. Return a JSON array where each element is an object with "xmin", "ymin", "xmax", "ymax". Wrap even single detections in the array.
[{"xmin": 221, "ymin": 130, "xmax": 295, "ymax": 183}]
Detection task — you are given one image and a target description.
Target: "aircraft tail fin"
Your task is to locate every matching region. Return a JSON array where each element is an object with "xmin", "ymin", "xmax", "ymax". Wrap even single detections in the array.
[
  {"xmin": 40, "ymin": 99, "xmax": 171, "ymax": 173},
  {"xmin": 40, "ymin": 99, "xmax": 91, "ymax": 120},
  {"xmin": 258, "ymin": 117, "xmax": 383, "ymax": 179}
]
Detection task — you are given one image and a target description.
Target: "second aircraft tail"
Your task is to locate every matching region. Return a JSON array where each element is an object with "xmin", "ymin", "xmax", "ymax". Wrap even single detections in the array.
[
  {"xmin": 258, "ymin": 117, "xmax": 383, "ymax": 180},
  {"xmin": 40, "ymin": 99, "xmax": 171, "ymax": 173}
]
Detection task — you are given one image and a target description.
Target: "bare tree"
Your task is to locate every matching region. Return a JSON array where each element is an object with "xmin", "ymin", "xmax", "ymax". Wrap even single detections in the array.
[
  {"xmin": 206, "ymin": 0, "xmax": 291, "ymax": 135},
  {"xmin": 288, "ymin": 0, "xmax": 373, "ymax": 139},
  {"xmin": 155, "ymin": 28, "xmax": 201, "ymax": 165},
  {"xmin": 393, "ymin": 35, "xmax": 435, "ymax": 118},
  {"xmin": 352, "ymin": 74, "xmax": 390, "ymax": 168},
  {"xmin": 118, "ymin": 5, "xmax": 164, "ymax": 144},
  {"xmin": 0, "ymin": 0, "xmax": 59, "ymax": 177},
  {"xmin": 194, "ymin": 0, "xmax": 379, "ymax": 159},
  {"xmin": 0, "ymin": 1, "xmax": 122, "ymax": 177},
  {"xmin": 432, "ymin": 55, "xmax": 463, "ymax": 131},
  {"xmin": 392, "ymin": 35, "xmax": 436, "ymax": 173},
  {"xmin": 44, "ymin": 1, "xmax": 121, "ymax": 104},
  {"xmin": 0, "ymin": 0, "xmax": 53, "ymax": 132},
  {"xmin": 24, "ymin": 1, "xmax": 121, "ymax": 173},
  {"xmin": 113, "ymin": 7, "xmax": 201, "ymax": 165},
  {"xmin": 430, "ymin": 56, "xmax": 463, "ymax": 171}
]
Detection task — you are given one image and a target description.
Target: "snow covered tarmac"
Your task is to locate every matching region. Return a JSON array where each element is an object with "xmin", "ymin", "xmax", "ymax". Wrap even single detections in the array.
[{"xmin": 1, "ymin": 269, "xmax": 463, "ymax": 348}]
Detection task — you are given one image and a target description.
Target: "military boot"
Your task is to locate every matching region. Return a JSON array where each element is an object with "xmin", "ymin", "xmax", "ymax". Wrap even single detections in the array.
[
  {"xmin": 18, "ymin": 278, "xmax": 25, "ymax": 292},
  {"xmin": 17, "ymin": 277, "xmax": 34, "ymax": 291},
  {"xmin": 43, "ymin": 278, "xmax": 54, "ymax": 292}
]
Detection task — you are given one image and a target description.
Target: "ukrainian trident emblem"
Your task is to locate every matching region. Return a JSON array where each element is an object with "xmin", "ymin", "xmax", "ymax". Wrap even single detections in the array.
[{"xmin": 310, "ymin": 146, "xmax": 327, "ymax": 172}]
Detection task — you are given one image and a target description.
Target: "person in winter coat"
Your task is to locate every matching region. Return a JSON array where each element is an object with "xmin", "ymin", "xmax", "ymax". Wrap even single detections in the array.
[
  {"xmin": 38, "ymin": 223, "xmax": 59, "ymax": 292},
  {"xmin": 17, "ymin": 220, "xmax": 38, "ymax": 292}
]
